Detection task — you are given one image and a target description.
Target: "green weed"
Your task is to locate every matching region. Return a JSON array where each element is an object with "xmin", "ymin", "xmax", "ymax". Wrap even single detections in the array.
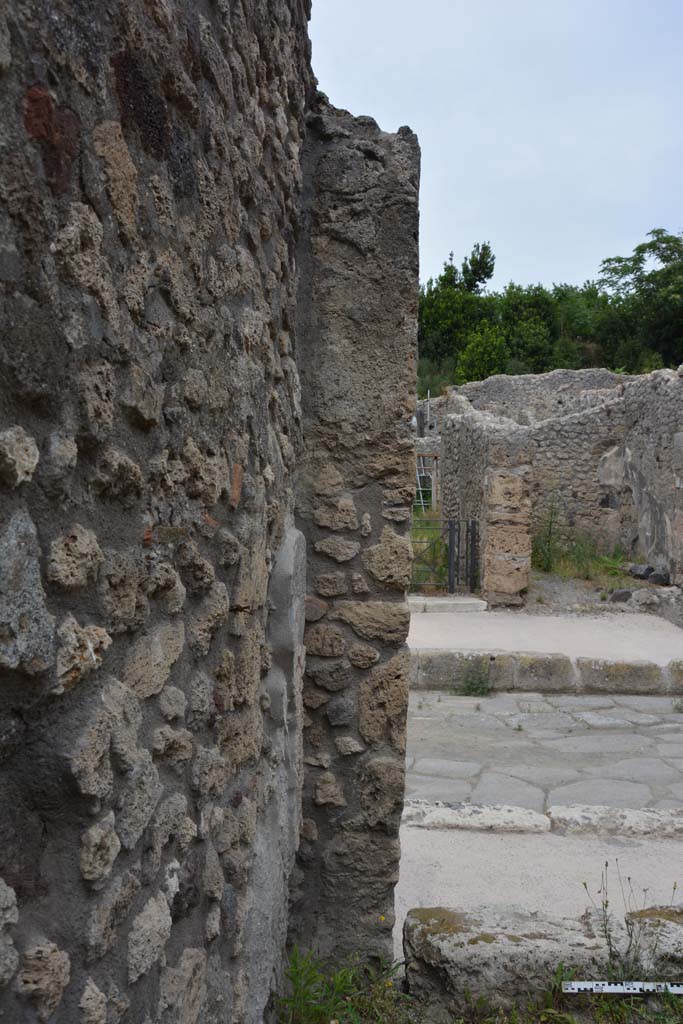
[
  {"xmin": 278, "ymin": 949, "xmax": 414, "ymax": 1024},
  {"xmin": 459, "ymin": 669, "xmax": 491, "ymax": 697},
  {"xmin": 532, "ymin": 512, "xmax": 632, "ymax": 586}
]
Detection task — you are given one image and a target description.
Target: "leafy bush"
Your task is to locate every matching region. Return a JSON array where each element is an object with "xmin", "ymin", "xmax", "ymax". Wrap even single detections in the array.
[
  {"xmin": 278, "ymin": 949, "xmax": 414, "ymax": 1024},
  {"xmin": 532, "ymin": 511, "xmax": 628, "ymax": 583}
]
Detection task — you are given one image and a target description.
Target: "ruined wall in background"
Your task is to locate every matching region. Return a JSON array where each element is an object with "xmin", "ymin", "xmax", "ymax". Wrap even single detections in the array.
[
  {"xmin": 616, "ymin": 369, "xmax": 683, "ymax": 579},
  {"xmin": 530, "ymin": 399, "xmax": 630, "ymax": 549},
  {"xmin": 416, "ymin": 368, "xmax": 630, "ymax": 438},
  {"xmin": 0, "ymin": 2, "xmax": 315, "ymax": 1021},
  {"xmin": 442, "ymin": 405, "xmax": 531, "ymax": 605},
  {"xmin": 291, "ymin": 99, "xmax": 419, "ymax": 961},
  {"xmin": 440, "ymin": 368, "xmax": 683, "ymax": 592},
  {"xmin": 446, "ymin": 368, "xmax": 633, "ymax": 425}
]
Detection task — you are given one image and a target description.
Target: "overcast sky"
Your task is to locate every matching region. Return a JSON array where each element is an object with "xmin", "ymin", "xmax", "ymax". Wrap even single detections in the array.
[{"xmin": 309, "ymin": 1, "xmax": 683, "ymax": 290}]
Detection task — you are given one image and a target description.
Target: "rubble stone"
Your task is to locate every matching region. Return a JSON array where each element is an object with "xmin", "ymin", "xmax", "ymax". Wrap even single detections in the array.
[
  {"xmin": 128, "ymin": 893, "xmax": 172, "ymax": 983},
  {"xmin": 0, "ymin": 426, "xmax": 39, "ymax": 487},
  {"xmin": 0, "ymin": 511, "xmax": 55, "ymax": 675},
  {"xmin": 15, "ymin": 942, "xmax": 71, "ymax": 1021},
  {"xmin": 49, "ymin": 525, "xmax": 104, "ymax": 589}
]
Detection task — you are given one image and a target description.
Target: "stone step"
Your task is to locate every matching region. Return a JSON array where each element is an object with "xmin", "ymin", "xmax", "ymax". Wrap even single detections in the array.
[
  {"xmin": 403, "ymin": 799, "xmax": 683, "ymax": 837},
  {"xmin": 408, "ymin": 594, "xmax": 488, "ymax": 614},
  {"xmin": 409, "ymin": 648, "xmax": 682, "ymax": 695},
  {"xmin": 404, "ymin": 903, "xmax": 683, "ymax": 1019}
]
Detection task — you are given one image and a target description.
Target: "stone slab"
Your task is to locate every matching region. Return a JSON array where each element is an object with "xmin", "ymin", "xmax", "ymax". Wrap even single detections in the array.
[
  {"xmin": 404, "ymin": 903, "xmax": 683, "ymax": 1020},
  {"xmin": 402, "ymin": 800, "xmax": 549, "ymax": 833},
  {"xmin": 409, "ymin": 595, "xmax": 488, "ymax": 614},
  {"xmin": 471, "ymin": 772, "xmax": 545, "ymax": 812},
  {"xmin": 549, "ymin": 804, "xmax": 683, "ymax": 836},
  {"xmin": 547, "ymin": 778, "xmax": 652, "ymax": 809},
  {"xmin": 410, "ymin": 650, "xmax": 677, "ymax": 696}
]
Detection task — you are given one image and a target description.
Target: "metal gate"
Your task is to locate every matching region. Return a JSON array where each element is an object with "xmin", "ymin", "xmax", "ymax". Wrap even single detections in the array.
[{"xmin": 410, "ymin": 518, "xmax": 479, "ymax": 594}]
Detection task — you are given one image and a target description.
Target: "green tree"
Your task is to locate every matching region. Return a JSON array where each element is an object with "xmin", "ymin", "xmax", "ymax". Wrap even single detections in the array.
[
  {"xmin": 417, "ymin": 230, "xmax": 682, "ymax": 397},
  {"xmin": 506, "ymin": 316, "xmax": 553, "ymax": 373},
  {"xmin": 456, "ymin": 323, "xmax": 509, "ymax": 383},
  {"xmin": 461, "ymin": 241, "xmax": 495, "ymax": 293},
  {"xmin": 599, "ymin": 228, "xmax": 683, "ymax": 366},
  {"xmin": 418, "ymin": 251, "xmax": 497, "ymax": 363}
]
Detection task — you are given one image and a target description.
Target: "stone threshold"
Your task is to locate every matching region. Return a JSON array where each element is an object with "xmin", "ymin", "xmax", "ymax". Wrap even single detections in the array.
[
  {"xmin": 410, "ymin": 648, "xmax": 683, "ymax": 695},
  {"xmin": 408, "ymin": 595, "xmax": 488, "ymax": 613},
  {"xmin": 403, "ymin": 799, "xmax": 683, "ymax": 837}
]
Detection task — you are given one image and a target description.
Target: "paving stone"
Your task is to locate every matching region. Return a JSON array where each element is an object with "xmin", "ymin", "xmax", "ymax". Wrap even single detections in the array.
[
  {"xmin": 582, "ymin": 757, "xmax": 680, "ymax": 785},
  {"xmin": 609, "ymin": 709, "xmax": 663, "ymax": 726},
  {"xmin": 404, "ymin": 775, "xmax": 472, "ymax": 804},
  {"xmin": 515, "ymin": 699, "xmax": 555, "ymax": 713},
  {"xmin": 548, "ymin": 778, "xmax": 653, "ymax": 809},
  {"xmin": 498, "ymin": 765, "xmax": 581, "ymax": 788},
  {"xmin": 507, "ymin": 712, "xmax": 576, "ymax": 732},
  {"xmin": 543, "ymin": 733, "xmax": 654, "ymax": 755},
  {"xmin": 657, "ymin": 743, "xmax": 683, "ymax": 758},
  {"xmin": 613, "ymin": 696, "xmax": 677, "ymax": 713},
  {"xmin": 572, "ymin": 711, "xmax": 632, "ymax": 729},
  {"xmin": 547, "ymin": 696, "xmax": 616, "ymax": 710},
  {"xmin": 664, "ymin": 782, "xmax": 683, "ymax": 801},
  {"xmin": 412, "ymin": 758, "xmax": 481, "ymax": 779},
  {"xmin": 471, "ymin": 772, "xmax": 545, "ymax": 812}
]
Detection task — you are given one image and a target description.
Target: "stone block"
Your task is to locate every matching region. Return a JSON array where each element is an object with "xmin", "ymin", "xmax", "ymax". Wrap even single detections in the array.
[
  {"xmin": 486, "ymin": 653, "xmax": 516, "ymax": 691},
  {"xmin": 56, "ymin": 614, "xmax": 111, "ymax": 690},
  {"xmin": 0, "ymin": 511, "xmax": 55, "ymax": 675},
  {"xmin": 575, "ymin": 658, "xmax": 665, "ymax": 695},
  {"xmin": 412, "ymin": 650, "xmax": 493, "ymax": 692},
  {"xmin": 15, "ymin": 942, "xmax": 71, "ymax": 1022},
  {"xmin": 403, "ymin": 906, "xmax": 606, "ymax": 1019},
  {"xmin": 513, "ymin": 653, "xmax": 576, "ymax": 692},
  {"xmin": 304, "ymin": 623, "xmax": 345, "ymax": 657},
  {"xmin": 329, "ymin": 600, "xmax": 410, "ymax": 644},
  {"xmin": 128, "ymin": 893, "xmax": 172, "ymax": 983},
  {"xmin": 361, "ymin": 527, "xmax": 412, "ymax": 590},
  {"xmin": 668, "ymin": 660, "xmax": 683, "ymax": 695},
  {"xmin": 0, "ymin": 425, "xmax": 39, "ymax": 487},
  {"xmin": 80, "ymin": 812, "xmax": 121, "ymax": 887},
  {"xmin": 314, "ymin": 537, "xmax": 360, "ymax": 562},
  {"xmin": 48, "ymin": 524, "xmax": 104, "ymax": 589},
  {"xmin": 359, "ymin": 651, "xmax": 409, "ymax": 750},
  {"xmin": 123, "ymin": 621, "xmax": 185, "ymax": 698},
  {"xmin": 485, "ymin": 523, "xmax": 532, "ymax": 558}
]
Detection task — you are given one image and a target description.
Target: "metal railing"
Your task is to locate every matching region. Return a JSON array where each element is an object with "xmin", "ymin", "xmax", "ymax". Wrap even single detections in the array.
[{"xmin": 411, "ymin": 517, "xmax": 479, "ymax": 594}]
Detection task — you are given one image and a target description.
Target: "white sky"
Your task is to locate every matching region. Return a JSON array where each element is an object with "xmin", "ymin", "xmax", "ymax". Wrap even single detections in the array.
[{"xmin": 309, "ymin": 0, "xmax": 683, "ymax": 289}]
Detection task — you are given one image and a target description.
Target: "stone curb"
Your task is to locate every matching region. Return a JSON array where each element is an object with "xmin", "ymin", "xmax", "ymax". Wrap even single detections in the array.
[
  {"xmin": 410, "ymin": 648, "xmax": 683, "ymax": 696},
  {"xmin": 408, "ymin": 595, "xmax": 488, "ymax": 614},
  {"xmin": 402, "ymin": 800, "xmax": 549, "ymax": 832},
  {"xmin": 403, "ymin": 799, "xmax": 683, "ymax": 837}
]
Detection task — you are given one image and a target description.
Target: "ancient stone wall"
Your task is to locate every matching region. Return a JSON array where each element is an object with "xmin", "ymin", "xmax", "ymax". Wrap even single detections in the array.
[
  {"xmin": 0, "ymin": 2, "xmax": 418, "ymax": 1021},
  {"xmin": 610, "ymin": 369, "xmax": 683, "ymax": 576},
  {"xmin": 440, "ymin": 368, "xmax": 683, "ymax": 592},
  {"xmin": 291, "ymin": 100, "xmax": 420, "ymax": 961},
  {"xmin": 446, "ymin": 368, "xmax": 633, "ymax": 425},
  {"xmin": 442, "ymin": 405, "xmax": 531, "ymax": 605},
  {"xmin": 530, "ymin": 398, "xmax": 630, "ymax": 547}
]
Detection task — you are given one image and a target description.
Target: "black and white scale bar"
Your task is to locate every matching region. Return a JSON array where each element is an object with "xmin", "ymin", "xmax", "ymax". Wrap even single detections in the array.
[{"xmin": 563, "ymin": 982, "xmax": 683, "ymax": 995}]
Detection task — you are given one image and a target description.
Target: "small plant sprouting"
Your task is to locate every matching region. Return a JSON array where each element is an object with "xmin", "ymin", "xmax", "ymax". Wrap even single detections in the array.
[
  {"xmin": 278, "ymin": 948, "xmax": 413, "ymax": 1024},
  {"xmin": 459, "ymin": 668, "xmax": 491, "ymax": 697}
]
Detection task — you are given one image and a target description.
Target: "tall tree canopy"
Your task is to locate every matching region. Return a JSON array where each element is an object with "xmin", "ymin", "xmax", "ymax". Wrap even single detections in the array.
[{"xmin": 418, "ymin": 229, "xmax": 683, "ymax": 397}]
